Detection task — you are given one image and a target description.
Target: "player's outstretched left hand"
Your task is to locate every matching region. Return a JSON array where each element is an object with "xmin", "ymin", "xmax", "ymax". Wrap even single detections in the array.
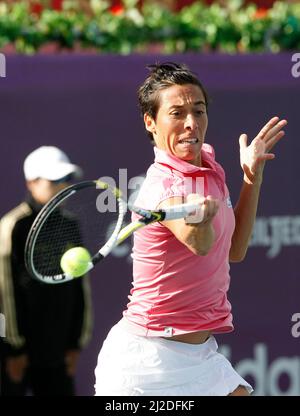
[{"xmin": 239, "ymin": 116, "xmax": 287, "ymax": 184}]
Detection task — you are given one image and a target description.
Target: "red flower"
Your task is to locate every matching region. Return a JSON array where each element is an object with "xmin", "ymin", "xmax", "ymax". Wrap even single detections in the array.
[
  {"xmin": 51, "ymin": 0, "xmax": 64, "ymax": 11},
  {"xmin": 30, "ymin": 1, "xmax": 43, "ymax": 15},
  {"xmin": 110, "ymin": 4, "xmax": 125, "ymax": 16},
  {"xmin": 253, "ymin": 8, "xmax": 268, "ymax": 20}
]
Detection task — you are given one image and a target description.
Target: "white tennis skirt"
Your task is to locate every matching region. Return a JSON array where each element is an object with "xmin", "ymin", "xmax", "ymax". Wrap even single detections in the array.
[{"xmin": 94, "ymin": 319, "xmax": 253, "ymax": 396}]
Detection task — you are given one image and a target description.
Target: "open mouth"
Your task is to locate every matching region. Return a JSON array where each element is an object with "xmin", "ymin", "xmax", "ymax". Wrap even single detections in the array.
[{"xmin": 178, "ymin": 138, "xmax": 199, "ymax": 144}]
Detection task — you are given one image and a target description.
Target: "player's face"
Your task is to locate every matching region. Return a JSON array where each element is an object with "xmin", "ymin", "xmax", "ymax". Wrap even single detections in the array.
[
  {"xmin": 27, "ymin": 179, "xmax": 69, "ymax": 205},
  {"xmin": 145, "ymin": 84, "xmax": 208, "ymax": 167}
]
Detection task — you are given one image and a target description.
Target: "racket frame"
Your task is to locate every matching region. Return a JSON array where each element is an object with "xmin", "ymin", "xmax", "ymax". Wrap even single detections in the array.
[{"xmin": 25, "ymin": 180, "xmax": 202, "ymax": 284}]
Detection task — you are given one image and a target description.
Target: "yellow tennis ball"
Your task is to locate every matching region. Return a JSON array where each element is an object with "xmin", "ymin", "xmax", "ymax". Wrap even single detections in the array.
[{"xmin": 60, "ymin": 247, "xmax": 92, "ymax": 278}]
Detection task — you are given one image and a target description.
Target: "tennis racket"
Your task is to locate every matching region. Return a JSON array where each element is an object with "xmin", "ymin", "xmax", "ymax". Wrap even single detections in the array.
[{"xmin": 25, "ymin": 180, "xmax": 203, "ymax": 284}]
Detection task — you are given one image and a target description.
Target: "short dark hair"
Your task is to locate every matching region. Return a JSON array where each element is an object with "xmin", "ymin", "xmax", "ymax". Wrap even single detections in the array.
[{"xmin": 138, "ymin": 62, "xmax": 209, "ymax": 143}]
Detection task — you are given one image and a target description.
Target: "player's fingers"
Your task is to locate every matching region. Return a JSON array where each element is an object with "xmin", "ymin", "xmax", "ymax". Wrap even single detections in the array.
[
  {"xmin": 239, "ymin": 133, "xmax": 248, "ymax": 149},
  {"xmin": 185, "ymin": 194, "xmax": 205, "ymax": 223},
  {"xmin": 259, "ymin": 119, "xmax": 287, "ymax": 144},
  {"xmin": 263, "ymin": 119, "xmax": 287, "ymax": 143},
  {"xmin": 256, "ymin": 116, "xmax": 280, "ymax": 140},
  {"xmin": 253, "ymin": 154, "xmax": 275, "ymax": 169},
  {"xmin": 204, "ymin": 196, "xmax": 219, "ymax": 219},
  {"xmin": 265, "ymin": 130, "xmax": 285, "ymax": 151}
]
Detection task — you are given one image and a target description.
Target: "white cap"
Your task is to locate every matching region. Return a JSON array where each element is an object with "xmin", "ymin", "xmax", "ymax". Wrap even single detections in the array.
[{"xmin": 23, "ymin": 146, "xmax": 82, "ymax": 181}]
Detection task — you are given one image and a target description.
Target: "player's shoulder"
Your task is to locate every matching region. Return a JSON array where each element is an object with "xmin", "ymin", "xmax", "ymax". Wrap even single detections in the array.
[
  {"xmin": 134, "ymin": 165, "xmax": 185, "ymax": 209},
  {"xmin": 143, "ymin": 163, "xmax": 179, "ymax": 191}
]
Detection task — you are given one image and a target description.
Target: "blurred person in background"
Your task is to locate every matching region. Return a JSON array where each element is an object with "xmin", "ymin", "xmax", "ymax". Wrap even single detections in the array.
[{"xmin": 0, "ymin": 146, "xmax": 93, "ymax": 396}]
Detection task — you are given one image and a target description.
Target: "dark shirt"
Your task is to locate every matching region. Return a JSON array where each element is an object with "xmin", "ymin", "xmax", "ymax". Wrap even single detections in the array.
[{"xmin": 0, "ymin": 195, "xmax": 92, "ymax": 367}]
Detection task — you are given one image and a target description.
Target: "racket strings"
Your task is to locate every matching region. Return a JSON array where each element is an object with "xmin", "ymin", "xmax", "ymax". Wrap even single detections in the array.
[{"xmin": 31, "ymin": 186, "xmax": 121, "ymax": 278}]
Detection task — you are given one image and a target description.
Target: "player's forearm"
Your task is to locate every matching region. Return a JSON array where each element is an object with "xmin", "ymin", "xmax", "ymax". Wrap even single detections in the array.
[
  {"xmin": 183, "ymin": 221, "xmax": 215, "ymax": 256},
  {"xmin": 230, "ymin": 178, "xmax": 262, "ymax": 262}
]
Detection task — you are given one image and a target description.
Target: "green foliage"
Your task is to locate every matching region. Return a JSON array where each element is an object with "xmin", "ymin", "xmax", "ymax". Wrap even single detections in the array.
[{"xmin": 0, "ymin": 0, "xmax": 300, "ymax": 54}]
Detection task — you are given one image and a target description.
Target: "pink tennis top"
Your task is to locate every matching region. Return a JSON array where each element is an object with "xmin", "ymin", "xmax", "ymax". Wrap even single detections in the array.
[{"xmin": 122, "ymin": 144, "xmax": 235, "ymax": 337}]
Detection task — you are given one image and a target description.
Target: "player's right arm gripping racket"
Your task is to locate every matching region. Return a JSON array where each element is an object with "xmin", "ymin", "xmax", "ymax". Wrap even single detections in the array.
[{"xmin": 25, "ymin": 180, "xmax": 203, "ymax": 284}]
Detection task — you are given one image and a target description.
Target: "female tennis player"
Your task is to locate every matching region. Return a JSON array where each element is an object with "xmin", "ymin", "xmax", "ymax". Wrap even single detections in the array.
[{"xmin": 94, "ymin": 62, "xmax": 287, "ymax": 396}]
